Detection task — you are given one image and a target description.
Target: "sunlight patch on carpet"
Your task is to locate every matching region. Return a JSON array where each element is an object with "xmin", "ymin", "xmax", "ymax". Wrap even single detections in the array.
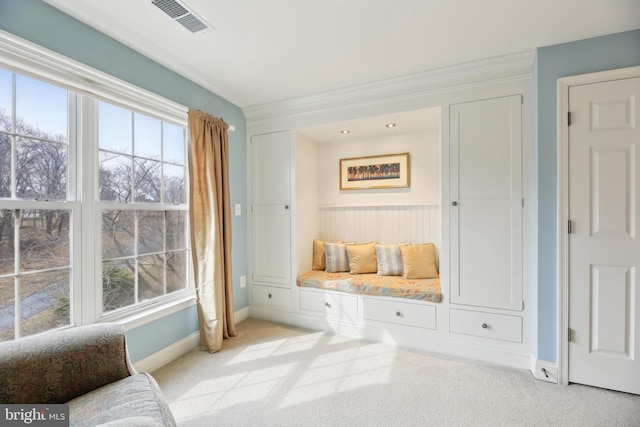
[
  {"xmin": 227, "ymin": 332, "xmax": 325, "ymax": 364},
  {"xmin": 171, "ymin": 362, "xmax": 299, "ymax": 415},
  {"xmin": 278, "ymin": 343, "xmax": 395, "ymax": 408}
]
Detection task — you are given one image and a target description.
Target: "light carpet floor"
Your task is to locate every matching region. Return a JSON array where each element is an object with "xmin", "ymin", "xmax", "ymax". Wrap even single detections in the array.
[{"xmin": 153, "ymin": 318, "xmax": 640, "ymax": 427}]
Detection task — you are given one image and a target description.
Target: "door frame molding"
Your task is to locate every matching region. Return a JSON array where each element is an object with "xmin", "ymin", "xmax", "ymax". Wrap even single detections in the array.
[{"xmin": 557, "ymin": 65, "xmax": 640, "ymax": 386}]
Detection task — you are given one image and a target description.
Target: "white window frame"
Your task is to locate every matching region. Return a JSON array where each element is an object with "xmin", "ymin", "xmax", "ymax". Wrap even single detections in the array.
[{"xmin": 0, "ymin": 29, "xmax": 195, "ymax": 331}]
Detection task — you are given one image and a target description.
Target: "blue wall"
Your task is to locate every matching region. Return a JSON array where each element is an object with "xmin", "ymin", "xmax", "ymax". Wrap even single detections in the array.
[
  {"xmin": 534, "ymin": 29, "xmax": 640, "ymax": 362},
  {"xmin": 4, "ymin": 1, "xmax": 639, "ymax": 366},
  {"xmin": 0, "ymin": 0, "xmax": 248, "ymax": 362}
]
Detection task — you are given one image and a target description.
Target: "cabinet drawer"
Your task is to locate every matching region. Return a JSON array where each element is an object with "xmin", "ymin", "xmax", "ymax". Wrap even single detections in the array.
[
  {"xmin": 449, "ymin": 308, "xmax": 522, "ymax": 343},
  {"xmin": 364, "ymin": 298, "xmax": 436, "ymax": 330},
  {"xmin": 299, "ymin": 290, "xmax": 358, "ymax": 319},
  {"xmin": 252, "ymin": 285, "xmax": 291, "ymax": 309}
]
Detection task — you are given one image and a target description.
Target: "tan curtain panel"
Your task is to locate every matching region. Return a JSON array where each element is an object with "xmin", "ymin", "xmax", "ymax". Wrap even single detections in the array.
[{"xmin": 188, "ymin": 109, "xmax": 237, "ymax": 352}]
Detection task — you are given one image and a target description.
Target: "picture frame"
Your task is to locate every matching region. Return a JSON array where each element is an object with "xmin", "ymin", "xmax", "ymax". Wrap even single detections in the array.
[{"xmin": 339, "ymin": 152, "xmax": 410, "ymax": 190}]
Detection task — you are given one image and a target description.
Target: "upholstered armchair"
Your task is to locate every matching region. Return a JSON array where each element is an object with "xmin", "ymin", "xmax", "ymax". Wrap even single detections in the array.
[{"xmin": 0, "ymin": 323, "xmax": 176, "ymax": 426}]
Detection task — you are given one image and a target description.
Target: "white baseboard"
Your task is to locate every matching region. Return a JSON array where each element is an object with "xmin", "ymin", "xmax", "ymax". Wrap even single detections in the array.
[
  {"xmin": 134, "ymin": 307, "xmax": 250, "ymax": 373},
  {"xmin": 530, "ymin": 354, "xmax": 558, "ymax": 383},
  {"xmin": 235, "ymin": 306, "xmax": 250, "ymax": 323},
  {"xmin": 134, "ymin": 331, "xmax": 200, "ymax": 373},
  {"xmin": 250, "ymin": 307, "xmax": 532, "ymax": 371}
]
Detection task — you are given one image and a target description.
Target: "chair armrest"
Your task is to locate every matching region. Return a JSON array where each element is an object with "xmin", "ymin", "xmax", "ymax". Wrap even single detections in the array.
[{"xmin": 0, "ymin": 323, "xmax": 134, "ymax": 404}]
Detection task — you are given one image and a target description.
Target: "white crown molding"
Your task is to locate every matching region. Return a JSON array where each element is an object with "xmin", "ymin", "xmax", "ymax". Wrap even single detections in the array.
[{"xmin": 243, "ymin": 50, "xmax": 534, "ymax": 125}]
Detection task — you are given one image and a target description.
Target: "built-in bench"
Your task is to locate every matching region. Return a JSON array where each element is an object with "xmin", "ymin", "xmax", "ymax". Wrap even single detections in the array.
[
  {"xmin": 298, "ymin": 240, "xmax": 442, "ymax": 304},
  {"xmin": 296, "ymin": 270, "xmax": 442, "ymax": 303}
]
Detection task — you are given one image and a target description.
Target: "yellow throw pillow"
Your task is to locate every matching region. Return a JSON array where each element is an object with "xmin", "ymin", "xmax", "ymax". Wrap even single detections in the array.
[
  {"xmin": 312, "ymin": 239, "xmax": 343, "ymax": 270},
  {"xmin": 345, "ymin": 241, "xmax": 378, "ymax": 274},
  {"xmin": 399, "ymin": 243, "xmax": 439, "ymax": 279}
]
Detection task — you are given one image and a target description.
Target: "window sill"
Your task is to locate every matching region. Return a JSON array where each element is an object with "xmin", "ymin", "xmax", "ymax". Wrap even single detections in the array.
[{"xmin": 100, "ymin": 291, "xmax": 197, "ymax": 331}]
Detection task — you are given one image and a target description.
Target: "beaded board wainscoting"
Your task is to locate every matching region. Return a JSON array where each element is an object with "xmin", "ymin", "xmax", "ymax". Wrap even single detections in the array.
[
  {"xmin": 153, "ymin": 318, "xmax": 640, "ymax": 427},
  {"xmin": 318, "ymin": 204, "xmax": 441, "ymax": 248}
]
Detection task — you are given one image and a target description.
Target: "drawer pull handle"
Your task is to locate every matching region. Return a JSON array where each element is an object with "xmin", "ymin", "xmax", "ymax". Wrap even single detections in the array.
[
  {"xmin": 481, "ymin": 323, "xmax": 488, "ymax": 329},
  {"xmin": 395, "ymin": 311, "xmax": 401, "ymax": 317},
  {"xmin": 324, "ymin": 302, "xmax": 331, "ymax": 308},
  {"xmin": 268, "ymin": 293, "xmax": 272, "ymax": 299}
]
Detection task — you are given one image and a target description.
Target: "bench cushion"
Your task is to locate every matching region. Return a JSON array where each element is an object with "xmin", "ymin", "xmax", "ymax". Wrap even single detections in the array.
[{"xmin": 296, "ymin": 270, "xmax": 442, "ymax": 303}]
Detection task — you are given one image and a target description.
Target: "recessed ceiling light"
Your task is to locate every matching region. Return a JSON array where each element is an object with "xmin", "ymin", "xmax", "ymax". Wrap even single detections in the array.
[
  {"xmin": 340, "ymin": 130, "xmax": 350, "ymax": 134},
  {"xmin": 385, "ymin": 123, "xmax": 397, "ymax": 128}
]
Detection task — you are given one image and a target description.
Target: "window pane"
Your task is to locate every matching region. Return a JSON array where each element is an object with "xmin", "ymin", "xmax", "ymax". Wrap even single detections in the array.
[
  {"xmin": 166, "ymin": 211, "xmax": 186, "ymax": 251},
  {"xmin": 99, "ymin": 101, "xmax": 132, "ymax": 154},
  {"xmin": 103, "ymin": 259, "xmax": 135, "ymax": 313},
  {"xmin": 15, "ymin": 74, "xmax": 67, "ymax": 140},
  {"xmin": 20, "ymin": 269, "xmax": 70, "ymax": 338},
  {"xmin": 138, "ymin": 210, "xmax": 164, "ymax": 254},
  {"xmin": 0, "ymin": 134, "xmax": 10, "ymax": 198},
  {"xmin": 138, "ymin": 254, "xmax": 164, "ymax": 301},
  {"xmin": 0, "ymin": 69, "xmax": 11, "ymax": 132},
  {"xmin": 164, "ymin": 164, "xmax": 184, "ymax": 204},
  {"xmin": 102, "ymin": 210, "xmax": 135, "ymax": 259},
  {"xmin": 0, "ymin": 210, "xmax": 15, "ymax": 275},
  {"xmin": 166, "ymin": 250, "xmax": 187, "ymax": 293},
  {"xmin": 134, "ymin": 158, "xmax": 161, "ymax": 202},
  {"xmin": 134, "ymin": 113, "xmax": 161, "ymax": 159},
  {"xmin": 0, "ymin": 277, "xmax": 15, "ymax": 341},
  {"xmin": 16, "ymin": 138, "xmax": 67, "ymax": 200},
  {"xmin": 163, "ymin": 122, "xmax": 185, "ymax": 164},
  {"xmin": 19, "ymin": 210, "xmax": 70, "ymax": 272},
  {"xmin": 99, "ymin": 151, "xmax": 132, "ymax": 202}
]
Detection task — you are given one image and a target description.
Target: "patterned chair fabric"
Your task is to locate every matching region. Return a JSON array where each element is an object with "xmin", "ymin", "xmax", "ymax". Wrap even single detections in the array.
[{"xmin": 0, "ymin": 323, "xmax": 176, "ymax": 426}]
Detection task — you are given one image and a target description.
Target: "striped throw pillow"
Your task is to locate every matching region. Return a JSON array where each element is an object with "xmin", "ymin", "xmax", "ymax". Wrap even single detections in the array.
[
  {"xmin": 375, "ymin": 244, "xmax": 403, "ymax": 276},
  {"xmin": 324, "ymin": 242, "xmax": 350, "ymax": 272}
]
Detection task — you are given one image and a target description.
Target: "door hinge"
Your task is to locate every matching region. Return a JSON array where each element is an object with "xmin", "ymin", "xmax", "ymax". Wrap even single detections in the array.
[
  {"xmin": 568, "ymin": 111, "xmax": 572, "ymax": 126},
  {"xmin": 568, "ymin": 220, "xmax": 573, "ymax": 234},
  {"xmin": 568, "ymin": 328, "xmax": 574, "ymax": 342}
]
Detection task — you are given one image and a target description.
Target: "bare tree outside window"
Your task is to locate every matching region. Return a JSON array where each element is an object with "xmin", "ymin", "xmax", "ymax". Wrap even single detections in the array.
[
  {"xmin": 0, "ymin": 210, "xmax": 15, "ymax": 276},
  {"xmin": 0, "ymin": 75, "xmax": 72, "ymax": 340},
  {"xmin": 0, "ymin": 133, "xmax": 10, "ymax": 198},
  {"xmin": 98, "ymin": 101, "xmax": 188, "ymax": 314},
  {"xmin": 0, "ymin": 67, "xmax": 190, "ymax": 338}
]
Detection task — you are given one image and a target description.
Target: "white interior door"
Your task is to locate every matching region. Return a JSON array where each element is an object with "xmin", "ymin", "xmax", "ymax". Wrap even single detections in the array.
[{"xmin": 568, "ymin": 76, "xmax": 640, "ymax": 394}]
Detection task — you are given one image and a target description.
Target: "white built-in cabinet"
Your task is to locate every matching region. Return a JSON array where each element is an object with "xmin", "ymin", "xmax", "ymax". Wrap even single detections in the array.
[
  {"xmin": 449, "ymin": 95, "xmax": 524, "ymax": 343},
  {"xmin": 250, "ymin": 131, "xmax": 293, "ymax": 309},
  {"xmin": 248, "ymin": 86, "xmax": 530, "ymax": 370}
]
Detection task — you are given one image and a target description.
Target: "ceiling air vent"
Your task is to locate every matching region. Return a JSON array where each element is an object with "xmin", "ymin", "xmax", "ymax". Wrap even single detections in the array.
[{"xmin": 151, "ymin": 0, "xmax": 212, "ymax": 34}]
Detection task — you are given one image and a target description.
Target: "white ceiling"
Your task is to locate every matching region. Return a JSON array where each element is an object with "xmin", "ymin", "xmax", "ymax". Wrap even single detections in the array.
[
  {"xmin": 43, "ymin": 0, "xmax": 640, "ymax": 110},
  {"xmin": 297, "ymin": 107, "xmax": 441, "ymax": 143}
]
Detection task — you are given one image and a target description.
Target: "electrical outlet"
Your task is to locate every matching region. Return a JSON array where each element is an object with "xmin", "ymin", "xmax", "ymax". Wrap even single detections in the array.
[
  {"xmin": 240, "ymin": 275, "xmax": 246, "ymax": 288},
  {"xmin": 234, "ymin": 203, "xmax": 242, "ymax": 216}
]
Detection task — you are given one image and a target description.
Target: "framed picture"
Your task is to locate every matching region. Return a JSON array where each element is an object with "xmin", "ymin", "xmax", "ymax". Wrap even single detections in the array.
[{"xmin": 339, "ymin": 152, "xmax": 410, "ymax": 190}]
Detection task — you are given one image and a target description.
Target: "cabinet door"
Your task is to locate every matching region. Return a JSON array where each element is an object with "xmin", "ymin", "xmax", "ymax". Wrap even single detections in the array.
[
  {"xmin": 450, "ymin": 95, "xmax": 522, "ymax": 310},
  {"xmin": 251, "ymin": 131, "xmax": 291, "ymax": 286}
]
